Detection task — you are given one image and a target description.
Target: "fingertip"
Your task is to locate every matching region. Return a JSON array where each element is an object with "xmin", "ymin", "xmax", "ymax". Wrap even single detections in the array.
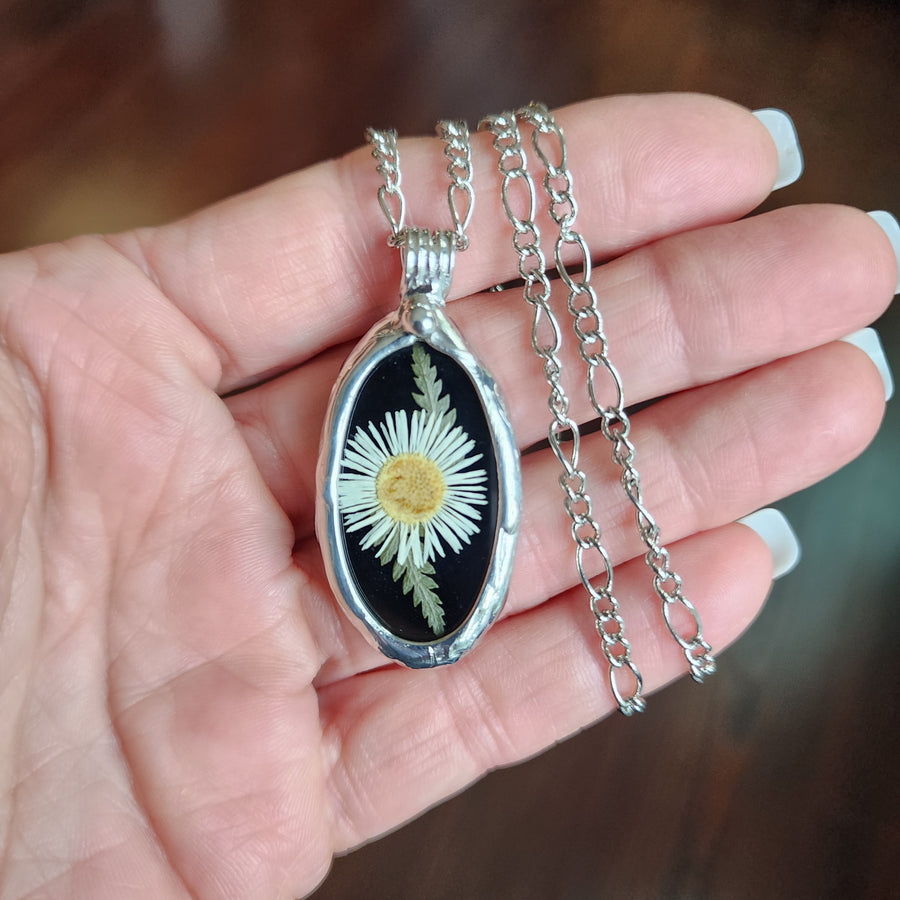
[
  {"xmin": 866, "ymin": 210, "xmax": 900, "ymax": 296},
  {"xmin": 737, "ymin": 508, "xmax": 802, "ymax": 580},
  {"xmin": 676, "ymin": 520, "xmax": 778, "ymax": 644},
  {"xmin": 552, "ymin": 94, "xmax": 799, "ymax": 248},
  {"xmin": 752, "ymin": 109, "xmax": 804, "ymax": 190},
  {"xmin": 840, "ymin": 327, "xmax": 894, "ymax": 401},
  {"xmin": 829, "ymin": 337, "xmax": 890, "ymax": 439}
]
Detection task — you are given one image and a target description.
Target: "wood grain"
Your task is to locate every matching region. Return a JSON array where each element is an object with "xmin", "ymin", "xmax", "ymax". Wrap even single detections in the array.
[{"xmin": 1, "ymin": 1, "xmax": 897, "ymax": 897}]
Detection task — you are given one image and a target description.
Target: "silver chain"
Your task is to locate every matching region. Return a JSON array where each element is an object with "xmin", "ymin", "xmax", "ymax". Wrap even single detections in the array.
[
  {"xmin": 522, "ymin": 103, "xmax": 716, "ymax": 684},
  {"xmin": 479, "ymin": 109, "xmax": 645, "ymax": 715},
  {"xmin": 366, "ymin": 122, "xmax": 473, "ymax": 251},
  {"xmin": 365, "ymin": 127, "xmax": 406, "ymax": 245},
  {"xmin": 366, "ymin": 107, "xmax": 715, "ymax": 715},
  {"xmin": 482, "ymin": 104, "xmax": 717, "ymax": 710}
]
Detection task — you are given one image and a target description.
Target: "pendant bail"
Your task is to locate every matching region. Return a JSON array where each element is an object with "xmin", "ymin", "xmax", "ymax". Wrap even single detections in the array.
[{"xmin": 400, "ymin": 228, "xmax": 456, "ymax": 309}]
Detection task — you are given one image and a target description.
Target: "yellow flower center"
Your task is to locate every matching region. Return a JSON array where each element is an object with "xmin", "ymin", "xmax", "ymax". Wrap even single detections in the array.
[{"xmin": 376, "ymin": 453, "xmax": 446, "ymax": 525}]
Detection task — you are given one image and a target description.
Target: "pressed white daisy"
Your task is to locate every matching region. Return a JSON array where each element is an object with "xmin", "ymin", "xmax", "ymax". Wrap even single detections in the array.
[{"xmin": 338, "ymin": 407, "xmax": 489, "ymax": 569}]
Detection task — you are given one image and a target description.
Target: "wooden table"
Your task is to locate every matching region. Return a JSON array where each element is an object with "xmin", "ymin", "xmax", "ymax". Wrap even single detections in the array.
[{"xmin": 2, "ymin": 1, "xmax": 897, "ymax": 896}]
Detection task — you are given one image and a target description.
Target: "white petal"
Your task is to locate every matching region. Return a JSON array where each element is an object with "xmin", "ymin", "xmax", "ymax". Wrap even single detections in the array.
[
  {"xmin": 410, "ymin": 407, "xmax": 426, "ymax": 451},
  {"xmin": 396, "ymin": 409, "xmax": 410, "ymax": 453},
  {"xmin": 446, "ymin": 463, "xmax": 487, "ymax": 479},
  {"xmin": 442, "ymin": 499, "xmax": 483, "ymax": 524},
  {"xmin": 395, "ymin": 524, "xmax": 412, "ymax": 565},
  {"xmin": 379, "ymin": 414, "xmax": 399, "ymax": 456},
  {"xmin": 409, "ymin": 530, "xmax": 424, "ymax": 568},
  {"xmin": 446, "ymin": 482, "xmax": 488, "ymax": 499},
  {"xmin": 435, "ymin": 518, "xmax": 463, "ymax": 553},
  {"xmin": 359, "ymin": 425, "xmax": 390, "ymax": 463},
  {"xmin": 428, "ymin": 426, "xmax": 464, "ymax": 464},
  {"xmin": 373, "ymin": 521, "xmax": 401, "ymax": 559},
  {"xmin": 360, "ymin": 514, "xmax": 394, "ymax": 548},
  {"xmin": 440, "ymin": 445, "xmax": 480, "ymax": 475},
  {"xmin": 384, "ymin": 410, "xmax": 398, "ymax": 452},
  {"xmin": 341, "ymin": 447, "xmax": 383, "ymax": 475},
  {"xmin": 347, "ymin": 505, "xmax": 389, "ymax": 530},
  {"xmin": 419, "ymin": 411, "xmax": 444, "ymax": 452},
  {"xmin": 437, "ymin": 504, "xmax": 480, "ymax": 537},
  {"xmin": 422, "ymin": 524, "xmax": 442, "ymax": 561},
  {"xmin": 337, "ymin": 471, "xmax": 376, "ymax": 485}
]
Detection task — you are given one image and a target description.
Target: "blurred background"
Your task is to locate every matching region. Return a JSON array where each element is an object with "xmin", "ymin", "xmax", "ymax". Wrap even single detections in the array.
[{"xmin": 1, "ymin": 1, "xmax": 897, "ymax": 897}]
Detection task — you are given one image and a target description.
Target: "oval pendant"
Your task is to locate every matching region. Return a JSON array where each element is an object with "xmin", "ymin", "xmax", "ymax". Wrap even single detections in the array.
[{"xmin": 316, "ymin": 230, "xmax": 520, "ymax": 666}]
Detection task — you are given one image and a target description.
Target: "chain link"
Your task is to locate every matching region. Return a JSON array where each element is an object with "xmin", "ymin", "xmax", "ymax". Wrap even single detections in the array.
[
  {"xmin": 367, "ymin": 122, "xmax": 473, "ymax": 251},
  {"xmin": 479, "ymin": 110, "xmax": 645, "ymax": 716},
  {"xmin": 364, "ymin": 127, "xmax": 406, "ymax": 245},
  {"xmin": 437, "ymin": 120, "xmax": 474, "ymax": 250},
  {"xmin": 516, "ymin": 102, "xmax": 716, "ymax": 685}
]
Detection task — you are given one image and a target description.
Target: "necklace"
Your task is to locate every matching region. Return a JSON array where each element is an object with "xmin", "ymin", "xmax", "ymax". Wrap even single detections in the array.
[
  {"xmin": 317, "ymin": 105, "xmax": 716, "ymax": 714},
  {"xmin": 316, "ymin": 122, "xmax": 521, "ymax": 667}
]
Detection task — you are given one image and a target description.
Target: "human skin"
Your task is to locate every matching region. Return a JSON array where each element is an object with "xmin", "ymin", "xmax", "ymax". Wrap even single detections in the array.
[{"xmin": 0, "ymin": 94, "xmax": 894, "ymax": 898}]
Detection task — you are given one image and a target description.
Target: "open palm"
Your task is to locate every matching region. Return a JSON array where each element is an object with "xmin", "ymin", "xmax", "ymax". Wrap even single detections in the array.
[{"xmin": 0, "ymin": 95, "xmax": 894, "ymax": 899}]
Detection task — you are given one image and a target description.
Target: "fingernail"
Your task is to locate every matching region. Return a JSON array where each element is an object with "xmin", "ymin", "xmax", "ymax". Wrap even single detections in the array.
[
  {"xmin": 840, "ymin": 327, "xmax": 894, "ymax": 401},
  {"xmin": 738, "ymin": 508, "xmax": 801, "ymax": 579},
  {"xmin": 866, "ymin": 210, "xmax": 900, "ymax": 294},
  {"xmin": 752, "ymin": 109, "xmax": 804, "ymax": 190}
]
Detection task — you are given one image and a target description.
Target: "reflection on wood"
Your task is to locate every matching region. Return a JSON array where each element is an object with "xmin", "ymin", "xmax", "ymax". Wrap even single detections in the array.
[{"xmin": 1, "ymin": 1, "xmax": 897, "ymax": 897}]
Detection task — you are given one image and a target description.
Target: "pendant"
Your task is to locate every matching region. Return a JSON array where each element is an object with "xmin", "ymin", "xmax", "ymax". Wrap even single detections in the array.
[{"xmin": 316, "ymin": 229, "xmax": 520, "ymax": 667}]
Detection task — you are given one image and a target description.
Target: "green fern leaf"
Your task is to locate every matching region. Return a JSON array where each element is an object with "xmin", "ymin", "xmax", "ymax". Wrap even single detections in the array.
[
  {"xmin": 411, "ymin": 343, "xmax": 457, "ymax": 428},
  {"xmin": 411, "ymin": 343, "xmax": 443, "ymax": 414},
  {"xmin": 393, "ymin": 554, "xmax": 446, "ymax": 636}
]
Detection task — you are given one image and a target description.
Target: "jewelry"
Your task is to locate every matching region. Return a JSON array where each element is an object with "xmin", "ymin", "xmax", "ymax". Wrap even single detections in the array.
[
  {"xmin": 316, "ymin": 123, "xmax": 521, "ymax": 667},
  {"xmin": 480, "ymin": 104, "xmax": 716, "ymax": 714},
  {"xmin": 317, "ymin": 105, "xmax": 715, "ymax": 713}
]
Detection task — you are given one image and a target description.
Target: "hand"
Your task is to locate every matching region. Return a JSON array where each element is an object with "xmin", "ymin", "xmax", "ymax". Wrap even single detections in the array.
[{"xmin": 0, "ymin": 94, "xmax": 894, "ymax": 899}]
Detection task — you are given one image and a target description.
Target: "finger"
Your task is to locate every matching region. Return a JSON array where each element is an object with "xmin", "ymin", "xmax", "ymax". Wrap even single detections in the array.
[
  {"xmin": 301, "ymin": 338, "xmax": 886, "ymax": 686},
  {"xmin": 507, "ymin": 340, "xmax": 885, "ymax": 613},
  {"xmin": 318, "ymin": 520, "xmax": 774, "ymax": 852},
  {"xmin": 228, "ymin": 203, "xmax": 894, "ymax": 529},
  {"xmin": 113, "ymin": 94, "xmax": 780, "ymax": 391}
]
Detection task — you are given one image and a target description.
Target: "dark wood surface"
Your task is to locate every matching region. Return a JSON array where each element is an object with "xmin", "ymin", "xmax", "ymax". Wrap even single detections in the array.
[{"xmin": 2, "ymin": 1, "xmax": 897, "ymax": 897}]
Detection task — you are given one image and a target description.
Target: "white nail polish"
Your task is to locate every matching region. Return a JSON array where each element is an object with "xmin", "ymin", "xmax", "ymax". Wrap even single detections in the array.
[
  {"xmin": 738, "ymin": 508, "xmax": 801, "ymax": 579},
  {"xmin": 840, "ymin": 327, "xmax": 894, "ymax": 401},
  {"xmin": 752, "ymin": 109, "xmax": 804, "ymax": 190},
  {"xmin": 867, "ymin": 210, "xmax": 900, "ymax": 295}
]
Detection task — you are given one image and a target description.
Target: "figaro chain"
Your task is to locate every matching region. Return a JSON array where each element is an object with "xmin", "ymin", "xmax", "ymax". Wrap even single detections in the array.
[
  {"xmin": 366, "ymin": 121, "xmax": 474, "ymax": 251},
  {"xmin": 366, "ymin": 106, "xmax": 715, "ymax": 714},
  {"xmin": 479, "ymin": 108, "xmax": 643, "ymax": 714},
  {"xmin": 481, "ymin": 104, "xmax": 717, "ymax": 714}
]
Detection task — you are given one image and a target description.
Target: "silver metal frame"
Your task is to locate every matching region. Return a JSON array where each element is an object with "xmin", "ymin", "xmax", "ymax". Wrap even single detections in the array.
[{"xmin": 316, "ymin": 296, "xmax": 521, "ymax": 667}]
